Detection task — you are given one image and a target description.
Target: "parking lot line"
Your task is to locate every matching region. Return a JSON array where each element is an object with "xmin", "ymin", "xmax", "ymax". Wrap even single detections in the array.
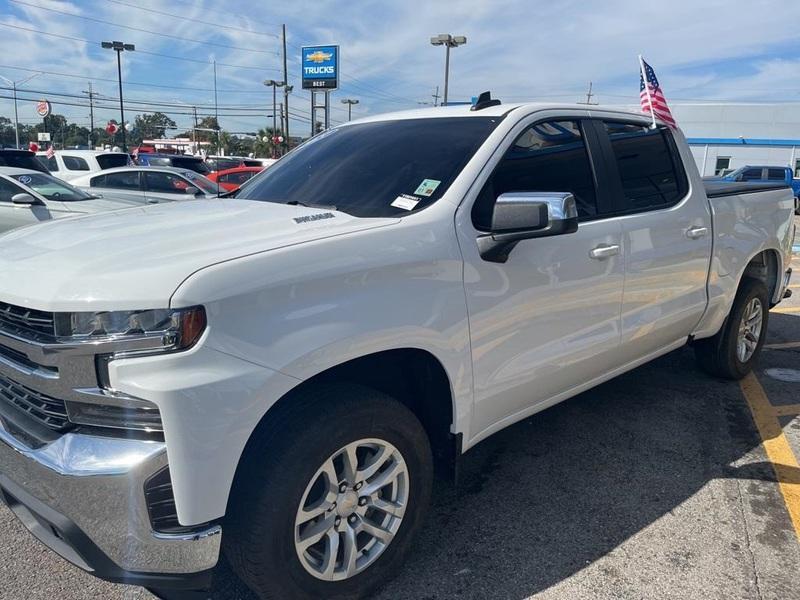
[
  {"xmin": 772, "ymin": 306, "xmax": 800, "ymax": 314},
  {"xmin": 764, "ymin": 341, "xmax": 800, "ymax": 350},
  {"xmin": 740, "ymin": 372, "xmax": 800, "ymax": 541},
  {"xmin": 773, "ymin": 404, "xmax": 800, "ymax": 417}
]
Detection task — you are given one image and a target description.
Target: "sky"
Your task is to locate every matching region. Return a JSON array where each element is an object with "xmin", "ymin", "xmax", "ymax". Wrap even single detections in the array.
[{"xmin": 2, "ymin": 0, "xmax": 800, "ymax": 141}]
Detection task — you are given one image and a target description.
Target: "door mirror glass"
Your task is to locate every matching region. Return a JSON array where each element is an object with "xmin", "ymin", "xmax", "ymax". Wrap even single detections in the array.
[
  {"xmin": 11, "ymin": 192, "xmax": 39, "ymax": 205},
  {"xmin": 477, "ymin": 192, "xmax": 579, "ymax": 263}
]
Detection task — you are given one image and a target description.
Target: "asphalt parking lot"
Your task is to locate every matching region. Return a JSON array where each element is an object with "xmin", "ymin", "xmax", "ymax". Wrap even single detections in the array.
[{"xmin": 2, "ymin": 224, "xmax": 799, "ymax": 600}]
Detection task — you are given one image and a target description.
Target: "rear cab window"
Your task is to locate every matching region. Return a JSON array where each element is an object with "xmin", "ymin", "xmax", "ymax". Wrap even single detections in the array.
[
  {"xmin": 600, "ymin": 121, "xmax": 688, "ymax": 213},
  {"xmin": 767, "ymin": 168, "xmax": 787, "ymax": 181},
  {"xmin": 96, "ymin": 154, "xmax": 130, "ymax": 170}
]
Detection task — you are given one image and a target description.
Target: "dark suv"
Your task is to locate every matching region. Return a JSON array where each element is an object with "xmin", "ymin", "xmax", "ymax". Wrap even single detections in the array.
[
  {"xmin": 134, "ymin": 153, "xmax": 210, "ymax": 175},
  {"xmin": 0, "ymin": 149, "xmax": 49, "ymax": 173}
]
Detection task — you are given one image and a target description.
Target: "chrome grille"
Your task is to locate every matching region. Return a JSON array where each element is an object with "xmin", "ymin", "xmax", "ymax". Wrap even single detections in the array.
[
  {"xmin": 0, "ymin": 374, "xmax": 71, "ymax": 431},
  {"xmin": 0, "ymin": 301, "xmax": 56, "ymax": 338}
]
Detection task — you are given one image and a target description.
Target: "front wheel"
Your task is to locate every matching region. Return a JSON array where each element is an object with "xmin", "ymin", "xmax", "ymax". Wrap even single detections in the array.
[
  {"xmin": 695, "ymin": 278, "xmax": 769, "ymax": 379},
  {"xmin": 225, "ymin": 384, "xmax": 433, "ymax": 599}
]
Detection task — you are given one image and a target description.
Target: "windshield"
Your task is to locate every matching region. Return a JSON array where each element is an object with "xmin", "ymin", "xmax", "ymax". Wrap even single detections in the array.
[
  {"xmin": 11, "ymin": 172, "xmax": 94, "ymax": 201},
  {"xmin": 236, "ymin": 117, "xmax": 502, "ymax": 217},
  {"xmin": 182, "ymin": 170, "xmax": 222, "ymax": 194}
]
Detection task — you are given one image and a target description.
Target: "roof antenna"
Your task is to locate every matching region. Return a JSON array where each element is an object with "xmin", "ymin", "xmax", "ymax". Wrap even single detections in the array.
[{"xmin": 471, "ymin": 91, "xmax": 501, "ymax": 111}]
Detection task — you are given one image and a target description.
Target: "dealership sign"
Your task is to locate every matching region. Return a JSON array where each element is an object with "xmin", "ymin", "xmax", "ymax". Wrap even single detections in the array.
[{"xmin": 301, "ymin": 45, "xmax": 339, "ymax": 90}]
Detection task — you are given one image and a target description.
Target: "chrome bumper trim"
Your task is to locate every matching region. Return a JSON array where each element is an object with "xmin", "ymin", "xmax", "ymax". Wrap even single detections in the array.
[{"xmin": 0, "ymin": 423, "xmax": 221, "ymax": 574}]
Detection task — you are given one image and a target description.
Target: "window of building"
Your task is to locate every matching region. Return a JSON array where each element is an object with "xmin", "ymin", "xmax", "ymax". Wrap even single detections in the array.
[
  {"xmin": 714, "ymin": 157, "xmax": 731, "ymax": 176},
  {"xmin": 795, "ymin": 159, "xmax": 800, "ymax": 178},
  {"xmin": 603, "ymin": 122, "xmax": 687, "ymax": 212},
  {"xmin": 62, "ymin": 155, "xmax": 90, "ymax": 171},
  {"xmin": 472, "ymin": 120, "xmax": 598, "ymax": 229}
]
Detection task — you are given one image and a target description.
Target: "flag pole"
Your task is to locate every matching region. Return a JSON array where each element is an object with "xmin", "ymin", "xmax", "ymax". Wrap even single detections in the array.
[{"xmin": 639, "ymin": 54, "xmax": 657, "ymax": 130}]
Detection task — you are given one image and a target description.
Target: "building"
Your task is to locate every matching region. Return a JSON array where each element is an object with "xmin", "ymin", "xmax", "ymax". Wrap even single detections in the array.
[{"xmin": 670, "ymin": 103, "xmax": 800, "ymax": 177}]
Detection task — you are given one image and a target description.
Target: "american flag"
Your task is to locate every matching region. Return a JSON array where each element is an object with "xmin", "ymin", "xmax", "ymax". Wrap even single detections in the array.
[
  {"xmin": 639, "ymin": 57, "xmax": 676, "ymax": 127},
  {"xmin": 45, "ymin": 145, "xmax": 55, "ymax": 159}
]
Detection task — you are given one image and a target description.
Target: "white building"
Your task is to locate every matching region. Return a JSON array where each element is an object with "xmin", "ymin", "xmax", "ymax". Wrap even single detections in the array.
[{"xmin": 670, "ymin": 103, "xmax": 800, "ymax": 177}]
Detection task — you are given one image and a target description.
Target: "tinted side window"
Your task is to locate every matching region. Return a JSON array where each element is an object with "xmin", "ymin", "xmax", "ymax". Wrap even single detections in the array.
[
  {"xmin": 603, "ymin": 122, "xmax": 687, "ymax": 211},
  {"xmin": 767, "ymin": 168, "xmax": 786, "ymax": 181},
  {"xmin": 95, "ymin": 171, "xmax": 140, "ymax": 190},
  {"xmin": 741, "ymin": 168, "xmax": 763, "ymax": 181},
  {"xmin": 62, "ymin": 156, "xmax": 90, "ymax": 171},
  {"xmin": 96, "ymin": 154, "xmax": 130, "ymax": 169},
  {"xmin": 473, "ymin": 120, "xmax": 598, "ymax": 229},
  {"xmin": 145, "ymin": 171, "xmax": 190, "ymax": 193},
  {"xmin": 0, "ymin": 178, "xmax": 24, "ymax": 202},
  {"xmin": 46, "ymin": 156, "xmax": 58, "ymax": 171}
]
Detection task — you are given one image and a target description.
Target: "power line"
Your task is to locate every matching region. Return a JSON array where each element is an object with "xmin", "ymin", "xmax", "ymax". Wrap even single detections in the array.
[
  {"xmin": 105, "ymin": 0, "xmax": 279, "ymax": 39},
  {"xmin": 8, "ymin": 0, "xmax": 279, "ymax": 55}
]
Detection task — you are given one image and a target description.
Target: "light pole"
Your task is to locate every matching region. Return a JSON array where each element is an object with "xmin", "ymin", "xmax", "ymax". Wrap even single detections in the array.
[
  {"xmin": 0, "ymin": 72, "xmax": 42, "ymax": 148},
  {"xmin": 341, "ymin": 98, "xmax": 359, "ymax": 121},
  {"xmin": 263, "ymin": 79, "xmax": 285, "ymax": 157},
  {"xmin": 429, "ymin": 34, "xmax": 466, "ymax": 106},
  {"xmin": 101, "ymin": 41, "xmax": 135, "ymax": 151}
]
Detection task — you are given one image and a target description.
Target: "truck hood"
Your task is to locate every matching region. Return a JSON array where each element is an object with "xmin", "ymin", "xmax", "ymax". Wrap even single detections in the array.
[{"xmin": 0, "ymin": 199, "xmax": 397, "ymax": 311}]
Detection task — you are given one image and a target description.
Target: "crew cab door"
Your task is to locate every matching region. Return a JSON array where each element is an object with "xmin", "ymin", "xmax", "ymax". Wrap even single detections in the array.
[
  {"xmin": 457, "ymin": 115, "xmax": 625, "ymax": 440},
  {"xmin": 89, "ymin": 171, "xmax": 147, "ymax": 204},
  {"xmin": 590, "ymin": 119, "xmax": 712, "ymax": 361}
]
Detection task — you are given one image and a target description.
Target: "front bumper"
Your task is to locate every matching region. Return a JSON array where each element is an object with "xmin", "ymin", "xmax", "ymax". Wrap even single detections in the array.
[{"xmin": 0, "ymin": 418, "xmax": 221, "ymax": 586}]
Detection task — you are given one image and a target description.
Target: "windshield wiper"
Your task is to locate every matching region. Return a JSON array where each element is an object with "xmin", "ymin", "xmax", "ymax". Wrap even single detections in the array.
[{"xmin": 287, "ymin": 200, "xmax": 338, "ymax": 211}]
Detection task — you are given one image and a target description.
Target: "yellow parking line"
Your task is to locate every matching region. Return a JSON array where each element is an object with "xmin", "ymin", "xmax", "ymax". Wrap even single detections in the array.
[
  {"xmin": 773, "ymin": 404, "xmax": 800, "ymax": 417},
  {"xmin": 764, "ymin": 341, "xmax": 800, "ymax": 350},
  {"xmin": 772, "ymin": 306, "xmax": 800, "ymax": 314},
  {"xmin": 740, "ymin": 373, "xmax": 800, "ymax": 540}
]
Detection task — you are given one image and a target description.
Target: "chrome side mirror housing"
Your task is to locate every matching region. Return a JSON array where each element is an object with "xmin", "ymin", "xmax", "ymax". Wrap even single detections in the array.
[{"xmin": 477, "ymin": 192, "xmax": 579, "ymax": 263}]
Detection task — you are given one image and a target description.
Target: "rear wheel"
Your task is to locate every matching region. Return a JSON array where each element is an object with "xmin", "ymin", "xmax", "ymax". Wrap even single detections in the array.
[
  {"xmin": 695, "ymin": 278, "xmax": 769, "ymax": 379},
  {"xmin": 225, "ymin": 384, "xmax": 433, "ymax": 599}
]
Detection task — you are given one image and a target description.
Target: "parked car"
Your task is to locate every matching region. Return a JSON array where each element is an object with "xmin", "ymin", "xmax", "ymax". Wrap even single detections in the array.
[
  {"xmin": 206, "ymin": 166, "xmax": 263, "ymax": 191},
  {"xmin": 0, "ymin": 148, "xmax": 49, "ymax": 172},
  {"xmin": 205, "ymin": 155, "xmax": 264, "ymax": 172},
  {"xmin": 35, "ymin": 149, "xmax": 131, "ymax": 182},
  {"xmin": 70, "ymin": 166, "xmax": 223, "ymax": 203},
  {"xmin": 0, "ymin": 101, "xmax": 794, "ymax": 600},
  {"xmin": 135, "ymin": 152, "xmax": 211, "ymax": 175},
  {"xmin": 0, "ymin": 167, "xmax": 140, "ymax": 234},
  {"xmin": 713, "ymin": 165, "xmax": 800, "ymax": 213}
]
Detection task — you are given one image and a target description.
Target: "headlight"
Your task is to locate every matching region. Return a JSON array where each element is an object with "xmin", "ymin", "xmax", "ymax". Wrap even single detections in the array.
[{"xmin": 53, "ymin": 306, "xmax": 206, "ymax": 353}]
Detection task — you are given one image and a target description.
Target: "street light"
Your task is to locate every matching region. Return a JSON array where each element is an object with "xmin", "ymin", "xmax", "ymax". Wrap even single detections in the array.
[
  {"xmin": 429, "ymin": 34, "xmax": 466, "ymax": 106},
  {"xmin": 0, "ymin": 72, "xmax": 42, "ymax": 148},
  {"xmin": 340, "ymin": 98, "xmax": 359, "ymax": 121},
  {"xmin": 101, "ymin": 41, "xmax": 135, "ymax": 151},
  {"xmin": 263, "ymin": 79, "xmax": 285, "ymax": 157}
]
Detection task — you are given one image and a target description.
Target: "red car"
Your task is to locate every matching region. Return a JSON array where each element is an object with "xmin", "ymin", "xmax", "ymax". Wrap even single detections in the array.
[{"xmin": 206, "ymin": 166, "xmax": 263, "ymax": 192}]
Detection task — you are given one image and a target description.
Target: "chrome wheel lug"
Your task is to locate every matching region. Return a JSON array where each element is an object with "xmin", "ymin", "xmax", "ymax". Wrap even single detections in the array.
[
  {"xmin": 348, "ymin": 514, "xmax": 358, "ymax": 524},
  {"xmin": 334, "ymin": 516, "xmax": 341, "ymax": 527},
  {"xmin": 358, "ymin": 497, "xmax": 368, "ymax": 507},
  {"xmin": 354, "ymin": 481, "xmax": 363, "ymax": 491},
  {"xmin": 339, "ymin": 482, "xmax": 348, "ymax": 493}
]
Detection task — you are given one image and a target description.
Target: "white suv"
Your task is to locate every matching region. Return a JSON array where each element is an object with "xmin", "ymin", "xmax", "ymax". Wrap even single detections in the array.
[{"xmin": 36, "ymin": 149, "xmax": 130, "ymax": 182}]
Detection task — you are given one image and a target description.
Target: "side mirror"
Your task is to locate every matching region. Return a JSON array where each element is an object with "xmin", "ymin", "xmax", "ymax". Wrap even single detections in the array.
[
  {"xmin": 477, "ymin": 192, "xmax": 579, "ymax": 263},
  {"xmin": 734, "ymin": 174, "xmax": 743, "ymax": 182},
  {"xmin": 11, "ymin": 192, "xmax": 40, "ymax": 206},
  {"xmin": 183, "ymin": 185, "xmax": 202, "ymax": 196}
]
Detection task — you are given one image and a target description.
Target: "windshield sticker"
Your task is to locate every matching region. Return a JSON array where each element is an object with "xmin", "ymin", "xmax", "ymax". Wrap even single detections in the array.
[
  {"xmin": 391, "ymin": 194, "xmax": 419, "ymax": 211},
  {"xmin": 414, "ymin": 179, "xmax": 441, "ymax": 197},
  {"xmin": 294, "ymin": 212, "xmax": 335, "ymax": 224},
  {"xmin": 18, "ymin": 175, "xmax": 32, "ymax": 185}
]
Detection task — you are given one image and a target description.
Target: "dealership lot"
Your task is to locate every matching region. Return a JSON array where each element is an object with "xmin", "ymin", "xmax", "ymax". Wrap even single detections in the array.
[{"xmin": 0, "ymin": 221, "xmax": 797, "ymax": 600}]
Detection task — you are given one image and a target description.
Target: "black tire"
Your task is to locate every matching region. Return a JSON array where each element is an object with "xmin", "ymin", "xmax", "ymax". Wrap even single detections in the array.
[
  {"xmin": 224, "ymin": 383, "xmax": 433, "ymax": 600},
  {"xmin": 694, "ymin": 278, "xmax": 769, "ymax": 379}
]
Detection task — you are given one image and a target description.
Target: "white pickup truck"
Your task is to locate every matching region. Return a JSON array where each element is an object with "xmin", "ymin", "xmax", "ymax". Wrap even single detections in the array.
[{"xmin": 0, "ymin": 99, "xmax": 794, "ymax": 600}]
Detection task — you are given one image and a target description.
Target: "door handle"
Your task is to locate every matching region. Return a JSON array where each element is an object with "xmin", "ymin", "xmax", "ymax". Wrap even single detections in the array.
[
  {"xmin": 589, "ymin": 244, "xmax": 620, "ymax": 260},
  {"xmin": 686, "ymin": 226, "xmax": 708, "ymax": 239}
]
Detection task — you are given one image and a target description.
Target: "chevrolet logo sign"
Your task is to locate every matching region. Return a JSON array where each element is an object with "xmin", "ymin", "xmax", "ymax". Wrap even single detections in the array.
[{"xmin": 306, "ymin": 51, "xmax": 333, "ymax": 63}]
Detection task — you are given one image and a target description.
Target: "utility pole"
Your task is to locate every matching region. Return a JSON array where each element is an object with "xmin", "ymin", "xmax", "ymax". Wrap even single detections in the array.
[
  {"xmin": 578, "ymin": 81, "xmax": 598, "ymax": 105},
  {"xmin": 213, "ymin": 60, "xmax": 219, "ymax": 154},
  {"xmin": 82, "ymin": 82, "xmax": 95, "ymax": 147},
  {"xmin": 0, "ymin": 72, "xmax": 41, "ymax": 148},
  {"xmin": 192, "ymin": 105, "xmax": 198, "ymax": 151},
  {"xmin": 264, "ymin": 79, "xmax": 285, "ymax": 157},
  {"xmin": 432, "ymin": 85, "xmax": 440, "ymax": 107},
  {"xmin": 282, "ymin": 24, "xmax": 289, "ymax": 142}
]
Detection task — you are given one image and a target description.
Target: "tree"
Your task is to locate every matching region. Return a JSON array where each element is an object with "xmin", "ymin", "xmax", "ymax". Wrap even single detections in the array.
[
  {"xmin": 0, "ymin": 116, "xmax": 15, "ymax": 147},
  {"xmin": 134, "ymin": 112, "xmax": 177, "ymax": 144}
]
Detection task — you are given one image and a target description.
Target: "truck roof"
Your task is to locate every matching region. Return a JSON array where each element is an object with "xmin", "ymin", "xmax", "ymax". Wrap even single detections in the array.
[{"xmin": 350, "ymin": 102, "xmax": 663, "ymax": 125}]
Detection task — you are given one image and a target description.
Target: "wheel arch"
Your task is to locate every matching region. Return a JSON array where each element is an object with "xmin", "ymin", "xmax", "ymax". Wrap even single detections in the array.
[{"xmin": 740, "ymin": 247, "xmax": 782, "ymax": 305}]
